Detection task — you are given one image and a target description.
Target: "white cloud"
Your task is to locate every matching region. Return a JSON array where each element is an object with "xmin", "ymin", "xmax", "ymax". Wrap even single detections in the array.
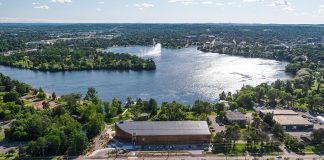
[
  {"xmin": 319, "ymin": 5, "xmax": 324, "ymax": 15},
  {"xmin": 215, "ymin": 2, "xmax": 224, "ymax": 6},
  {"xmin": 282, "ymin": 6, "xmax": 294, "ymax": 13},
  {"xmin": 32, "ymin": 2, "xmax": 40, "ymax": 5},
  {"xmin": 34, "ymin": 5, "xmax": 50, "ymax": 10},
  {"xmin": 96, "ymin": 8, "xmax": 102, "ymax": 12},
  {"xmin": 243, "ymin": 0, "xmax": 264, "ymax": 3},
  {"xmin": 202, "ymin": 1, "xmax": 213, "ymax": 5},
  {"xmin": 98, "ymin": 1, "xmax": 104, "ymax": 5},
  {"xmin": 135, "ymin": 3, "xmax": 154, "ymax": 10},
  {"xmin": 168, "ymin": 0, "xmax": 194, "ymax": 5},
  {"xmin": 272, "ymin": 0, "xmax": 289, "ymax": 6},
  {"xmin": 51, "ymin": 0, "xmax": 72, "ymax": 4}
]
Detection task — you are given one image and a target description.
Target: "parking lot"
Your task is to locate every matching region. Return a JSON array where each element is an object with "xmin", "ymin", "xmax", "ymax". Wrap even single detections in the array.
[
  {"xmin": 107, "ymin": 138, "xmax": 210, "ymax": 152},
  {"xmin": 286, "ymin": 111, "xmax": 324, "ymax": 140}
]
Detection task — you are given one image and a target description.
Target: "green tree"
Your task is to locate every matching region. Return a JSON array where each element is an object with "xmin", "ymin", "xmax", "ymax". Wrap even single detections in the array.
[
  {"xmin": 68, "ymin": 131, "xmax": 88, "ymax": 155},
  {"xmin": 3, "ymin": 90, "xmax": 19, "ymax": 103},
  {"xmin": 52, "ymin": 92, "xmax": 57, "ymax": 100},
  {"xmin": 37, "ymin": 91, "xmax": 46, "ymax": 100},
  {"xmin": 84, "ymin": 114, "xmax": 105, "ymax": 139}
]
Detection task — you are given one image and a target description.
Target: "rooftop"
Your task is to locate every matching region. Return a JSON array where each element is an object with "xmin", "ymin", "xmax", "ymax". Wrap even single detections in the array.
[
  {"xmin": 116, "ymin": 121, "xmax": 211, "ymax": 136},
  {"xmin": 260, "ymin": 109, "xmax": 298, "ymax": 115},
  {"xmin": 273, "ymin": 115, "xmax": 313, "ymax": 126},
  {"xmin": 226, "ymin": 111, "xmax": 247, "ymax": 121}
]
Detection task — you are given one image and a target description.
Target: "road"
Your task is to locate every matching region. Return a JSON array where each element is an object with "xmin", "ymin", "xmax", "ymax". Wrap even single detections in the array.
[
  {"xmin": 86, "ymin": 124, "xmax": 113, "ymax": 156},
  {"xmin": 208, "ymin": 115, "xmax": 225, "ymax": 134},
  {"xmin": 84, "ymin": 154, "xmax": 324, "ymax": 160}
]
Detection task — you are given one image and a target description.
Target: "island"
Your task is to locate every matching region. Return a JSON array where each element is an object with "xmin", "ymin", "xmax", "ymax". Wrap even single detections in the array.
[{"xmin": 0, "ymin": 47, "xmax": 156, "ymax": 71}]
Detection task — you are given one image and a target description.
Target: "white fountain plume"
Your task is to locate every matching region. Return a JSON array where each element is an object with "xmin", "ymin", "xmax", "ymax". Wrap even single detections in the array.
[
  {"xmin": 145, "ymin": 43, "xmax": 162, "ymax": 57},
  {"xmin": 140, "ymin": 39, "xmax": 162, "ymax": 57}
]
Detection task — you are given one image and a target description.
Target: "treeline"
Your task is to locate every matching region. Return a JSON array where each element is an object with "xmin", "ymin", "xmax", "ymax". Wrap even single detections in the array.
[
  {"xmin": 0, "ymin": 47, "xmax": 156, "ymax": 71},
  {"xmin": 2, "ymin": 24, "xmax": 324, "ymax": 52},
  {"xmin": 0, "ymin": 76, "xmax": 106, "ymax": 157}
]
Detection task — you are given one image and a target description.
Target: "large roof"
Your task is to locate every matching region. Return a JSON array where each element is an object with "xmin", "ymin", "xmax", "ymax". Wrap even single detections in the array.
[
  {"xmin": 116, "ymin": 121, "xmax": 211, "ymax": 136},
  {"xmin": 273, "ymin": 115, "xmax": 313, "ymax": 126},
  {"xmin": 226, "ymin": 111, "xmax": 247, "ymax": 121},
  {"xmin": 260, "ymin": 109, "xmax": 298, "ymax": 115}
]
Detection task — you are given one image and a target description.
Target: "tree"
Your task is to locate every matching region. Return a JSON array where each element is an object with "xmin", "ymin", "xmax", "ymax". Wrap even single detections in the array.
[
  {"xmin": 285, "ymin": 81, "xmax": 294, "ymax": 93},
  {"xmin": 84, "ymin": 114, "xmax": 105, "ymax": 139},
  {"xmin": 46, "ymin": 135, "xmax": 61, "ymax": 155},
  {"xmin": 146, "ymin": 98, "xmax": 157, "ymax": 113},
  {"xmin": 153, "ymin": 102, "xmax": 188, "ymax": 121},
  {"xmin": 262, "ymin": 113, "xmax": 274, "ymax": 126},
  {"xmin": 37, "ymin": 91, "xmax": 46, "ymax": 100},
  {"xmin": 111, "ymin": 98, "xmax": 123, "ymax": 114},
  {"xmin": 6, "ymin": 148, "xmax": 16, "ymax": 155},
  {"xmin": 192, "ymin": 100, "xmax": 212, "ymax": 114},
  {"xmin": 61, "ymin": 93, "xmax": 82, "ymax": 107},
  {"xmin": 42, "ymin": 101, "xmax": 50, "ymax": 110},
  {"xmin": 3, "ymin": 90, "xmax": 19, "ymax": 103},
  {"xmin": 236, "ymin": 92, "xmax": 254, "ymax": 108},
  {"xmin": 218, "ymin": 111, "xmax": 226, "ymax": 122},
  {"xmin": 273, "ymin": 123, "xmax": 284, "ymax": 139},
  {"xmin": 52, "ymin": 92, "xmax": 57, "ymax": 100},
  {"xmin": 219, "ymin": 91, "xmax": 227, "ymax": 100},
  {"xmin": 68, "ymin": 131, "xmax": 88, "ymax": 155},
  {"xmin": 84, "ymin": 87, "xmax": 98, "ymax": 103},
  {"xmin": 125, "ymin": 96, "xmax": 133, "ymax": 108},
  {"xmin": 311, "ymin": 128, "xmax": 324, "ymax": 146},
  {"xmin": 225, "ymin": 124, "xmax": 240, "ymax": 149}
]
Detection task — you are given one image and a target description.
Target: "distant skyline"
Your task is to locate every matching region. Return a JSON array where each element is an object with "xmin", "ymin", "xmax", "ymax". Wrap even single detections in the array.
[{"xmin": 0, "ymin": 0, "xmax": 324, "ymax": 24}]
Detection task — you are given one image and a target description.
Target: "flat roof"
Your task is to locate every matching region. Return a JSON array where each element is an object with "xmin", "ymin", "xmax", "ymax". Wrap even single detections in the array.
[
  {"xmin": 260, "ymin": 109, "xmax": 298, "ymax": 115},
  {"xmin": 273, "ymin": 115, "xmax": 313, "ymax": 126},
  {"xmin": 116, "ymin": 121, "xmax": 211, "ymax": 136},
  {"xmin": 226, "ymin": 111, "xmax": 247, "ymax": 121}
]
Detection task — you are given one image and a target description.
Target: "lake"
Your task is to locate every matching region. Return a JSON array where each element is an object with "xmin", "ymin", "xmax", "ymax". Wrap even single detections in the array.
[{"xmin": 0, "ymin": 46, "xmax": 291, "ymax": 104}]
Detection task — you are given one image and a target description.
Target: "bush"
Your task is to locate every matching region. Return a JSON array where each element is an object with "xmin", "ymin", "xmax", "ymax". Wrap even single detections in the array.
[{"xmin": 37, "ymin": 92, "xmax": 46, "ymax": 100}]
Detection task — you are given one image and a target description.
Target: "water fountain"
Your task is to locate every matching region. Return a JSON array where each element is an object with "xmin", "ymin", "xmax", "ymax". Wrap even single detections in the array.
[{"xmin": 140, "ymin": 39, "xmax": 162, "ymax": 57}]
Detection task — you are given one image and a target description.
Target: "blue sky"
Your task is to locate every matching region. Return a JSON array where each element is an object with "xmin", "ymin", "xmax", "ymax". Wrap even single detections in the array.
[{"xmin": 0, "ymin": 0, "xmax": 323, "ymax": 23}]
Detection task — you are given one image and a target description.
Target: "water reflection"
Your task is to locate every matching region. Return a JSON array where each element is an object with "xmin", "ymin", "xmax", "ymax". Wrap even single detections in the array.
[{"xmin": 0, "ymin": 47, "xmax": 290, "ymax": 104}]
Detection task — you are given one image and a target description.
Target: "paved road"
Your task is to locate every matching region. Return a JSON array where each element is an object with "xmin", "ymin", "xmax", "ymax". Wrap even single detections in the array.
[
  {"xmin": 84, "ymin": 154, "xmax": 324, "ymax": 160},
  {"xmin": 208, "ymin": 115, "xmax": 225, "ymax": 134}
]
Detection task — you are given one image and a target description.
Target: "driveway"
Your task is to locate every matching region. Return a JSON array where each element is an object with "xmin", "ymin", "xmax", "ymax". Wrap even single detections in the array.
[{"xmin": 208, "ymin": 116, "xmax": 225, "ymax": 134}]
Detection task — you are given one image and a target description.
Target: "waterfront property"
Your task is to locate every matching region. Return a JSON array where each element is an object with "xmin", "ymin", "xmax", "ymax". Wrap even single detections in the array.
[
  {"xmin": 115, "ymin": 121, "xmax": 211, "ymax": 145},
  {"xmin": 225, "ymin": 111, "xmax": 248, "ymax": 126}
]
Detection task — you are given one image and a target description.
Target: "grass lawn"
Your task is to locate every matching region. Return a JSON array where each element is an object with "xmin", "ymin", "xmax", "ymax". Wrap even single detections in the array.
[
  {"xmin": 23, "ymin": 100, "xmax": 33, "ymax": 105},
  {"xmin": 107, "ymin": 111, "xmax": 131, "ymax": 125},
  {"xmin": 302, "ymin": 145, "xmax": 324, "ymax": 154},
  {"xmin": 213, "ymin": 143, "xmax": 283, "ymax": 156},
  {"xmin": 210, "ymin": 111, "xmax": 217, "ymax": 116},
  {"xmin": 0, "ymin": 153, "xmax": 18, "ymax": 160},
  {"xmin": 303, "ymin": 145, "xmax": 315, "ymax": 154}
]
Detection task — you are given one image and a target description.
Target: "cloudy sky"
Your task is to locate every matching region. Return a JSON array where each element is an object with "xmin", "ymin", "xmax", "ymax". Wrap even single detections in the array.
[{"xmin": 0, "ymin": 0, "xmax": 323, "ymax": 23}]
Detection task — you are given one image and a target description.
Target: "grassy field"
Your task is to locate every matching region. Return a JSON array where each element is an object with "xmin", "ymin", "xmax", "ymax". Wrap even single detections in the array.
[{"xmin": 302, "ymin": 145, "xmax": 324, "ymax": 155}]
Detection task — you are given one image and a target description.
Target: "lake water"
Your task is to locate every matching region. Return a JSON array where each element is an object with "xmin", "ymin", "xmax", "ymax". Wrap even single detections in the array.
[{"xmin": 0, "ymin": 46, "xmax": 291, "ymax": 105}]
